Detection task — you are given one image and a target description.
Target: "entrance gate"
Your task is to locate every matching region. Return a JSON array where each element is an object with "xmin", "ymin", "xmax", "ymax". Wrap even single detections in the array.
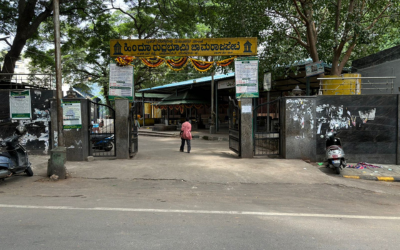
[
  {"xmin": 253, "ymin": 99, "xmax": 281, "ymax": 156},
  {"xmin": 88, "ymin": 101, "xmax": 116, "ymax": 157},
  {"xmin": 129, "ymin": 103, "xmax": 139, "ymax": 156},
  {"xmin": 228, "ymin": 97, "xmax": 241, "ymax": 156}
]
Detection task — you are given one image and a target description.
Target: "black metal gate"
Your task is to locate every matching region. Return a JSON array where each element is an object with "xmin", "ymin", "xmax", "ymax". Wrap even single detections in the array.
[
  {"xmin": 228, "ymin": 97, "xmax": 241, "ymax": 156},
  {"xmin": 253, "ymin": 99, "xmax": 281, "ymax": 156},
  {"xmin": 129, "ymin": 103, "xmax": 138, "ymax": 156},
  {"xmin": 88, "ymin": 101, "xmax": 116, "ymax": 157}
]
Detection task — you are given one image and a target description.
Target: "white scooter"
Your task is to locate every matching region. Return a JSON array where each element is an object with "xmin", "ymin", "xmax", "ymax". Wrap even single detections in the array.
[{"xmin": 325, "ymin": 127, "xmax": 346, "ymax": 174}]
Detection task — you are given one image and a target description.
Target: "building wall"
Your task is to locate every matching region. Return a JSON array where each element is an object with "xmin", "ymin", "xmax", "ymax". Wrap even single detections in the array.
[
  {"xmin": 0, "ymin": 89, "xmax": 55, "ymax": 155},
  {"xmin": 354, "ymin": 58, "xmax": 400, "ymax": 95},
  {"xmin": 352, "ymin": 45, "xmax": 400, "ymax": 95}
]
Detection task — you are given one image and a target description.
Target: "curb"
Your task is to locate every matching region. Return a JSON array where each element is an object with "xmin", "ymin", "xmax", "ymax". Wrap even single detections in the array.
[
  {"xmin": 192, "ymin": 135, "xmax": 228, "ymax": 141},
  {"xmin": 342, "ymin": 175, "xmax": 400, "ymax": 182}
]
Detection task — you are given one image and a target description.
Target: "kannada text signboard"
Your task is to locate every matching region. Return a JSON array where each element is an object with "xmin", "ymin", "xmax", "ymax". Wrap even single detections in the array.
[
  {"xmin": 10, "ymin": 90, "xmax": 32, "ymax": 119},
  {"xmin": 110, "ymin": 38, "xmax": 257, "ymax": 57},
  {"xmin": 109, "ymin": 63, "xmax": 134, "ymax": 101},
  {"xmin": 63, "ymin": 100, "xmax": 82, "ymax": 129},
  {"xmin": 235, "ymin": 57, "xmax": 259, "ymax": 98}
]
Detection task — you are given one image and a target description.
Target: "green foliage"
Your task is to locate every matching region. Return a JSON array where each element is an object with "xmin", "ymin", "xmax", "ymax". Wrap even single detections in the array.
[{"xmin": 214, "ymin": 0, "xmax": 400, "ymax": 76}]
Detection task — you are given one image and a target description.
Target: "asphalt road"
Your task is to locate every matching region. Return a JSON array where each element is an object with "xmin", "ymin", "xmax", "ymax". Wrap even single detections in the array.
[{"xmin": 1, "ymin": 136, "xmax": 400, "ymax": 249}]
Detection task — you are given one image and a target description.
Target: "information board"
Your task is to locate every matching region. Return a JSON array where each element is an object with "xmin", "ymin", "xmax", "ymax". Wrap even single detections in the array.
[
  {"xmin": 10, "ymin": 90, "xmax": 32, "ymax": 119},
  {"xmin": 305, "ymin": 61, "xmax": 324, "ymax": 77},
  {"xmin": 109, "ymin": 64, "xmax": 134, "ymax": 101},
  {"xmin": 63, "ymin": 100, "xmax": 82, "ymax": 129},
  {"xmin": 235, "ymin": 57, "xmax": 259, "ymax": 98}
]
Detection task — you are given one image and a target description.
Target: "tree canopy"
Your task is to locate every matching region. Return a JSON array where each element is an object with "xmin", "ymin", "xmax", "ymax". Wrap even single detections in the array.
[{"xmin": 215, "ymin": 0, "xmax": 400, "ymax": 76}]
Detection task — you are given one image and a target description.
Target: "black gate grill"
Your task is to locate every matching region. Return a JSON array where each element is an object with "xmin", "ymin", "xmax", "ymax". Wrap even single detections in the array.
[
  {"xmin": 129, "ymin": 103, "xmax": 138, "ymax": 156},
  {"xmin": 228, "ymin": 97, "xmax": 241, "ymax": 156},
  {"xmin": 253, "ymin": 99, "xmax": 280, "ymax": 156},
  {"xmin": 89, "ymin": 101, "xmax": 116, "ymax": 157}
]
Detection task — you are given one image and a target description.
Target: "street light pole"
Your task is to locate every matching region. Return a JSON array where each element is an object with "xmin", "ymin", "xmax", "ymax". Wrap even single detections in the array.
[
  {"xmin": 47, "ymin": 0, "xmax": 67, "ymax": 180},
  {"xmin": 53, "ymin": 0, "xmax": 64, "ymax": 147}
]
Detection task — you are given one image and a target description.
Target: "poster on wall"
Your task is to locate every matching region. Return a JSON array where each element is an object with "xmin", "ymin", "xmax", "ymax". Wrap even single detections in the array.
[
  {"xmin": 63, "ymin": 100, "xmax": 82, "ymax": 129},
  {"xmin": 235, "ymin": 57, "xmax": 259, "ymax": 98},
  {"xmin": 109, "ymin": 63, "xmax": 134, "ymax": 101},
  {"xmin": 9, "ymin": 90, "xmax": 32, "ymax": 119}
]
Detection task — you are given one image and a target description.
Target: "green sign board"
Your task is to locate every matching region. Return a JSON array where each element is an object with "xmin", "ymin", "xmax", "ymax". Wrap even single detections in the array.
[
  {"xmin": 9, "ymin": 90, "xmax": 32, "ymax": 119},
  {"xmin": 234, "ymin": 57, "xmax": 259, "ymax": 98},
  {"xmin": 63, "ymin": 100, "xmax": 82, "ymax": 129},
  {"xmin": 109, "ymin": 63, "xmax": 134, "ymax": 101}
]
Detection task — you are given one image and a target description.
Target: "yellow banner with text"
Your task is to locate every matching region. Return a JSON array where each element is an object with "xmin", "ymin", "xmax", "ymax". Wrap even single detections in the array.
[{"xmin": 110, "ymin": 38, "xmax": 257, "ymax": 57}]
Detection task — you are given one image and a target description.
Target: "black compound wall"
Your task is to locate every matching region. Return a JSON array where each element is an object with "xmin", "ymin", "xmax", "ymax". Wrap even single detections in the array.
[
  {"xmin": 282, "ymin": 95, "xmax": 399, "ymax": 164},
  {"xmin": 0, "ymin": 89, "xmax": 55, "ymax": 155},
  {"xmin": 282, "ymin": 97, "xmax": 316, "ymax": 160},
  {"xmin": 315, "ymin": 95, "xmax": 398, "ymax": 164}
]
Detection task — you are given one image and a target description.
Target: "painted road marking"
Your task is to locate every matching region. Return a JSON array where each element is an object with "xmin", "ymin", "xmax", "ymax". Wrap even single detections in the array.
[
  {"xmin": 0, "ymin": 204, "xmax": 399, "ymax": 220},
  {"xmin": 343, "ymin": 175, "xmax": 360, "ymax": 179},
  {"xmin": 377, "ymin": 177, "xmax": 394, "ymax": 182}
]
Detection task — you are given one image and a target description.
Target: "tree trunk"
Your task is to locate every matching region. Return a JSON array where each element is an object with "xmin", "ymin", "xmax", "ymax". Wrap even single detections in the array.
[{"xmin": 0, "ymin": 36, "xmax": 26, "ymax": 83}]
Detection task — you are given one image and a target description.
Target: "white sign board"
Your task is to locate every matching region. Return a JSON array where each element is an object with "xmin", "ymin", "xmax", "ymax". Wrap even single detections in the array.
[
  {"xmin": 263, "ymin": 72, "xmax": 271, "ymax": 91},
  {"xmin": 235, "ymin": 57, "xmax": 259, "ymax": 98},
  {"xmin": 109, "ymin": 64, "xmax": 134, "ymax": 100},
  {"xmin": 305, "ymin": 61, "xmax": 324, "ymax": 77},
  {"xmin": 241, "ymin": 105, "xmax": 252, "ymax": 113},
  {"xmin": 63, "ymin": 100, "xmax": 82, "ymax": 129},
  {"xmin": 10, "ymin": 90, "xmax": 31, "ymax": 119}
]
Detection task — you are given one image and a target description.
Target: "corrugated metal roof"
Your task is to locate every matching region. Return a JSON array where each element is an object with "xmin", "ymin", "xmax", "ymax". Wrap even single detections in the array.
[{"xmin": 139, "ymin": 72, "xmax": 234, "ymax": 93}]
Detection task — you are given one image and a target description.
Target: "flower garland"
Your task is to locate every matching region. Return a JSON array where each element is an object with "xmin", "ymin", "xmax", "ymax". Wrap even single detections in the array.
[
  {"xmin": 140, "ymin": 56, "xmax": 164, "ymax": 68},
  {"xmin": 116, "ymin": 55, "xmax": 135, "ymax": 66},
  {"xmin": 216, "ymin": 57, "xmax": 236, "ymax": 67},
  {"xmin": 115, "ymin": 56, "xmax": 236, "ymax": 72},
  {"xmin": 165, "ymin": 57, "xmax": 189, "ymax": 71},
  {"xmin": 190, "ymin": 58, "xmax": 214, "ymax": 72}
]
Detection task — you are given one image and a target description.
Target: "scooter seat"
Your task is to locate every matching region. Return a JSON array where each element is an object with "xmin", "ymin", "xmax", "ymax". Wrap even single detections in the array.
[{"xmin": 327, "ymin": 145, "xmax": 341, "ymax": 150}]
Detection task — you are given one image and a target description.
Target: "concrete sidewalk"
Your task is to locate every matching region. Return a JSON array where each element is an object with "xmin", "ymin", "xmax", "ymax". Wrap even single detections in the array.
[
  {"xmin": 23, "ymin": 136, "xmax": 400, "ymax": 184},
  {"xmin": 25, "ymin": 136, "xmax": 331, "ymax": 185}
]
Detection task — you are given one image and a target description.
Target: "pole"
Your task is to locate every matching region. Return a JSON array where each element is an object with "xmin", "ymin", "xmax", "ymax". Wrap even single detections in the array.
[
  {"xmin": 53, "ymin": 0, "xmax": 64, "ymax": 147},
  {"xmin": 142, "ymin": 92, "xmax": 145, "ymax": 126},
  {"xmin": 306, "ymin": 77, "xmax": 310, "ymax": 96},
  {"xmin": 216, "ymin": 82, "xmax": 218, "ymax": 132},
  {"xmin": 267, "ymin": 91, "xmax": 270, "ymax": 132},
  {"xmin": 210, "ymin": 71, "xmax": 216, "ymax": 134}
]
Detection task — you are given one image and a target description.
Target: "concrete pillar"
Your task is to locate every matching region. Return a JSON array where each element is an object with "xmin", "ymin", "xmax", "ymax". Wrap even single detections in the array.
[
  {"xmin": 49, "ymin": 98, "xmax": 89, "ymax": 161},
  {"xmin": 397, "ymin": 95, "xmax": 400, "ymax": 165},
  {"xmin": 115, "ymin": 99, "xmax": 130, "ymax": 159},
  {"xmin": 240, "ymin": 98, "xmax": 253, "ymax": 158}
]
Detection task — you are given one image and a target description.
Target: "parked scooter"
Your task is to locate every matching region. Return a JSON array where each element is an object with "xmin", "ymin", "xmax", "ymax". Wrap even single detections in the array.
[
  {"xmin": 325, "ymin": 126, "xmax": 346, "ymax": 174},
  {"xmin": 0, "ymin": 125, "xmax": 33, "ymax": 180},
  {"xmin": 91, "ymin": 134, "xmax": 114, "ymax": 151}
]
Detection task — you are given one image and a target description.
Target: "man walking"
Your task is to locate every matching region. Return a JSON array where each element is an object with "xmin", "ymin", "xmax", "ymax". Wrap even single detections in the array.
[{"xmin": 180, "ymin": 117, "xmax": 192, "ymax": 153}]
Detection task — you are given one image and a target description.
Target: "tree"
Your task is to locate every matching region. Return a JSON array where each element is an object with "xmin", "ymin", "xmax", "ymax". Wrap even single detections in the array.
[
  {"xmin": 215, "ymin": 0, "xmax": 400, "ymax": 75},
  {"xmin": 0, "ymin": 0, "xmax": 106, "ymax": 84}
]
